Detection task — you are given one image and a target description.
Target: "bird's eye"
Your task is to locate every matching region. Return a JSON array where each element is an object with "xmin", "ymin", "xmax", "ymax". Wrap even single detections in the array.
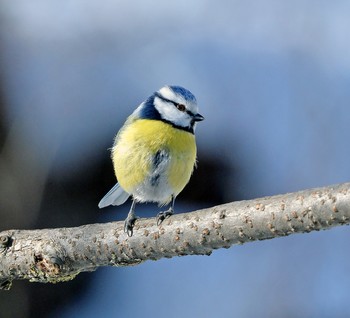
[{"xmin": 176, "ymin": 104, "xmax": 186, "ymax": 112}]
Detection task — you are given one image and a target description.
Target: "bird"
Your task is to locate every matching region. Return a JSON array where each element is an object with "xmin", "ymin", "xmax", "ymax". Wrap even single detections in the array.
[{"xmin": 98, "ymin": 85, "xmax": 204, "ymax": 236}]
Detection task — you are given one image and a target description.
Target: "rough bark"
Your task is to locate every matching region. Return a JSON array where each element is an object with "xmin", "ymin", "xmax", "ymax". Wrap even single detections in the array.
[{"xmin": 1, "ymin": 182, "xmax": 349, "ymax": 290}]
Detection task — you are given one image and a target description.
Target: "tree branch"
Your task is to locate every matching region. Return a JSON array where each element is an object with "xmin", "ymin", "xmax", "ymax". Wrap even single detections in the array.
[{"xmin": 1, "ymin": 182, "xmax": 349, "ymax": 290}]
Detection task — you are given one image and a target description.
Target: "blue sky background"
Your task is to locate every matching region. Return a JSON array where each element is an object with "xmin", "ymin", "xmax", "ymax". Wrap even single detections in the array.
[{"xmin": 1, "ymin": 1, "xmax": 350, "ymax": 317}]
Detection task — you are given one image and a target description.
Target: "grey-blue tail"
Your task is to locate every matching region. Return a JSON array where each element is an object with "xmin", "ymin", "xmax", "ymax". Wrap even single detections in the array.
[{"xmin": 98, "ymin": 183, "xmax": 130, "ymax": 208}]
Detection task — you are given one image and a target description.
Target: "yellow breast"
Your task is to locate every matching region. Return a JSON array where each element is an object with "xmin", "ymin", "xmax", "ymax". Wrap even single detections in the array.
[{"xmin": 112, "ymin": 119, "xmax": 197, "ymax": 202}]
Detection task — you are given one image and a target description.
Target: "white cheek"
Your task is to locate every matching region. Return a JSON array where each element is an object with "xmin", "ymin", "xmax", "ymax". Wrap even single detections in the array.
[
  {"xmin": 154, "ymin": 99, "xmax": 177, "ymax": 119},
  {"xmin": 173, "ymin": 114, "xmax": 192, "ymax": 128},
  {"xmin": 154, "ymin": 97, "xmax": 193, "ymax": 128}
]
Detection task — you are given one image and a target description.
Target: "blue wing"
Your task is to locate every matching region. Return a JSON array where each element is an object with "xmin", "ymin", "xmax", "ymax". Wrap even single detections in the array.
[{"xmin": 98, "ymin": 183, "xmax": 130, "ymax": 208}]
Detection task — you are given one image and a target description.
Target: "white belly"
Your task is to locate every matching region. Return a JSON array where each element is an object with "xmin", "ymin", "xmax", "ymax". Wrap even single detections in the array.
[{"xmin": 131, "ymin": 148, "xmax": 173, "ymax": 205}]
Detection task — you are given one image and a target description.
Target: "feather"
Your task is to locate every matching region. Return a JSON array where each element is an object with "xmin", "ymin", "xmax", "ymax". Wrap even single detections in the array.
[{"xmin": 98, "ymin": 183, "xmax": 129, "ymax": 208}]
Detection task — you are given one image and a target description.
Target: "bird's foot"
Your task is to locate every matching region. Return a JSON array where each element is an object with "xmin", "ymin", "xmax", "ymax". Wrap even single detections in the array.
[
  {"xmin": 156, "ymin": 209, "xmax": 173, "ymax": 226},
  {"xmin": 124, "ymin": 215, "xmax": 139, "ymax": 237}
]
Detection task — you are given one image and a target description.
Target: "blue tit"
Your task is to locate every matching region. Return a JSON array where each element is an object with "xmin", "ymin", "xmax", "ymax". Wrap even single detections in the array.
[{"xmin": 98, "ymin": 85, "xmax": 204, "ymax": 236}]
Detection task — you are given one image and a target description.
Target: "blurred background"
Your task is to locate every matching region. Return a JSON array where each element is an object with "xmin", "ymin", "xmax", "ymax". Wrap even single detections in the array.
[{"xmin": 1, "ymin": 0, "xmax": 350, "ymax": 317}]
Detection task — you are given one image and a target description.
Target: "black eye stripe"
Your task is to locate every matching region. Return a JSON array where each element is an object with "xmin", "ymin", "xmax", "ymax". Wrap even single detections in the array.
[
  {"xmin": 186, "ymin": 109, "xmax": 195, "ymax": 117},
  {"xmin": 155, "ymin": 92, "xmax": 189, "ymax": 113}
]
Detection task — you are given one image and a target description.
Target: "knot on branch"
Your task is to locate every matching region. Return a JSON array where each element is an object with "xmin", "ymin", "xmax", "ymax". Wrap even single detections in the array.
[
  {"xmin": 33, "ymin": 253, "xmax": 61, "ymax": 276},
  {"xmin": 0, "ymin": 235, "xmax": 13, "ymax": 254},
  {"xmin": 30, "ymin": 241, "xmax": 79, "ymax": 283}
]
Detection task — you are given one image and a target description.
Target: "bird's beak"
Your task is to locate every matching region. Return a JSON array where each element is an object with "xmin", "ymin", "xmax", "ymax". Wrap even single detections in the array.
[{"xmin": 193, "ymin": 113, "xmax": 204, "ymax": 122}]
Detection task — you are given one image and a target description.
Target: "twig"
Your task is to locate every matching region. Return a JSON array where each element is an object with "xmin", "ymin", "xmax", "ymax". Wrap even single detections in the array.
[{"xmin": 1, "ymin": 182, "xmax": 349, "ymax": 290}]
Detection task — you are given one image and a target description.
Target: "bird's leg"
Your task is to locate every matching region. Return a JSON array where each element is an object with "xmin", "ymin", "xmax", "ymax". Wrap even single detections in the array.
[
  {"xmin": 124, "ymin": 199, "xmax": 138, "ymax": 237},
  {"xmin": 157, "ymin": 195, "xmax": 175, "ymax": 226}
]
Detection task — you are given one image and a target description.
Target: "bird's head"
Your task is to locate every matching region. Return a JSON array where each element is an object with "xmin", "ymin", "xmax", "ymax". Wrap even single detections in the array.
[{"xmin": 138, "ymin": 85, "xmax": 204, "ymax": 133}]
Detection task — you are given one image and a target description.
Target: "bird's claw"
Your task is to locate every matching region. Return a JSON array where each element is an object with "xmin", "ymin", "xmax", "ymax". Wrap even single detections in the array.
[
  {"xmin": 124, "ymin": 216, "xmax": 139, "ymax": 237},
  {"xmin": 156, "ymin": 210, "xmax": 173, "ymax": 226}
]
